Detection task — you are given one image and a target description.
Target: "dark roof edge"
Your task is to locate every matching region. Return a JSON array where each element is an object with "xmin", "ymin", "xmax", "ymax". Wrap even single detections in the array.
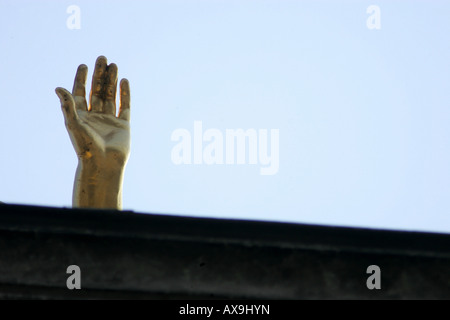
[{"xmin": 1, "ymin": 203, "xmax": 450, "ymax": 258}]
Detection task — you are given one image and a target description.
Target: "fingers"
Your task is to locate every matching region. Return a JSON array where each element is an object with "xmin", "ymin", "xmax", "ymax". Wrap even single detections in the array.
[
  {"xmin": 118, "ymin": 79, "xmax": 130, "ymax": 121},
  {"xmin": 89, "ymin": 56, "xmax": 107, "ymax": 113},
  {"xmin": 72, "ymin": 64, "xmax": 88, "ymax": 111},
  {"xmin": 55, "ymin": 87, "xmax": 78, "ymax": 125},
  {"xmin": 104, "ymin": 63, "xmax": 118, "ymax": 115}
]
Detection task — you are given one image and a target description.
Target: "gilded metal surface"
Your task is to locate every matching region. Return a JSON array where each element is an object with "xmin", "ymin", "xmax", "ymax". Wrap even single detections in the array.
[{"xmin": 55, "ymin": 56, "xmax": 130, "ymax": 209}]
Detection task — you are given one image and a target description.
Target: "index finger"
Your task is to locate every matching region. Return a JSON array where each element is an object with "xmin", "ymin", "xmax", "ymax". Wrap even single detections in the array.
[
  {"xmin": 72, "ymin": 64, "xmax": 88, "ymax": 97},
  {"xmin": 72, "ymin": 64, "xmax": 88, "ymax": 111}
]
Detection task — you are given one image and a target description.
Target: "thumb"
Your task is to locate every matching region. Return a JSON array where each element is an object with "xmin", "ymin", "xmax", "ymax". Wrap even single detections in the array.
[{"xmin": 55, "ymin": 87, "xmax": 78, "ymax": 124}]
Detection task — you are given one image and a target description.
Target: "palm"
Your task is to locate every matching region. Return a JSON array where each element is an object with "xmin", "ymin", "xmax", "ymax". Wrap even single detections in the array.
[
  {"xmin": 56, "ymin": 56, "xmax": 131, "ymax": 163},
  {"xmin": 75, "ymin": 111, "xmax": 130, "ymax": 157}
]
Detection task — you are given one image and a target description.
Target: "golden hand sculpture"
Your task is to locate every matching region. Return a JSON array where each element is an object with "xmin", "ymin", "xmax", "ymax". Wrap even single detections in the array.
[{"xmin": 55, "ymin": 56, "xmax": 130, "ymax": 210}]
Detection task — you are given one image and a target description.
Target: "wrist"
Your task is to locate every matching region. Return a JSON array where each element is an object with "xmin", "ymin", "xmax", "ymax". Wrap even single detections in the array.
[
  {"xmin": 73, "ymin": 155, "xmax": 127, "ymax": 210},
  {"xmin": 77, "ymin": 156, "xmax": 126, "ymax": 181}
]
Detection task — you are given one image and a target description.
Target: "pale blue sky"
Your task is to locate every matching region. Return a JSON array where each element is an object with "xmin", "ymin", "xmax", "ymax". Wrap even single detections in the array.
[{"xmin": 1, "ymin": 0, "xmax": 450, "ymax": 233}]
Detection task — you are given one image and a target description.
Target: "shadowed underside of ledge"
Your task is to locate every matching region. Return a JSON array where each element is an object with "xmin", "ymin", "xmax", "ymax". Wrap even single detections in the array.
[{"xmin": 0, "ymin": 203, "xmax": 449, "ymax": 299}]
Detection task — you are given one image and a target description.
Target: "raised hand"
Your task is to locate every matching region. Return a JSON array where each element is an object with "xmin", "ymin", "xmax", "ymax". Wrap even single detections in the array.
[{"xmin": 55, "ymin": 56, "xmax": 131, "ymax": 210}]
